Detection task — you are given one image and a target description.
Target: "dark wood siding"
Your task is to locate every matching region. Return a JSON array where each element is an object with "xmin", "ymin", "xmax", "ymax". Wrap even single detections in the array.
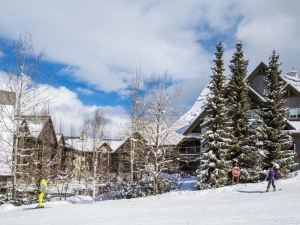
[
  {"xmin": 292, "ymin": 133, "xmax": 300, "ymax": 170},
  {"xmin": 249, "ymin": 74, "xmax": 265, "ymax": 96}
]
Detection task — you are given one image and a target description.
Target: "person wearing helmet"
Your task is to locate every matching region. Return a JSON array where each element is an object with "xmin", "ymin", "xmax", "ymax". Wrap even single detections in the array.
[
  {"xmin": 232, "ymin": 162, "xmax": 241, "ymax": 184},
  {"xmin": 266, "ymin": 163, "xmax": 278, "ymax": 192}
]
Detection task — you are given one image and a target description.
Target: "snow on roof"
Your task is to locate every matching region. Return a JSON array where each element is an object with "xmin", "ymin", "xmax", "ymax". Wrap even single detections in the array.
[
  {"xmin": 27, "ymin": 121, "xmax": 44, "ymax": 138},
  {"xmin": 185, "ymin": 133, "xmax": 202, "ymax": 139},
  {"xmin": 22, "ymin": 116, "xmax": 49, "ymax": 138},
  {"xmin": 65, "ymin": 138, "xmax": 125, "ymax": 153},
  {"xmin": 65, "ymin": 138, "xmax": 95, "ymax": 152},
  {"xmin": 281, "ymin": 74, "xmax": 300, "ymax": 93},
  {"xmin": 173, "ymin": 85, "xmax": 210, "ymax": 134},
  {"xmin": 105, "ymin": 139, "xmax": 124, "ymax": 152},
  {"xmin": 172, "ymin": 70, "xmax": 297, "ymax": 136},
  {"xmin": 248, "ymin": 86, "xmax": 265, "ymax": 102},
  {"xmin": 56, "ymin": 134, "xmax": 62, "ymax": 142},
  {"xmin": 163, "ymin": 129, "xmax": 184, "ymax": 146},
  {"xmin": 0, "ymin": 105, "xmax": 15, "ymax": 176},
  {"xmin": 287, "ymin": 121, "xmax": 300, "ymax": 133}
]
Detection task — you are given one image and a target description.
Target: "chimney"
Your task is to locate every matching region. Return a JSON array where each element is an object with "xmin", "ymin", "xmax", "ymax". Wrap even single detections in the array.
[{"xmin": 286, "ymin": 68, "xmax": 298, "ymax": 79}]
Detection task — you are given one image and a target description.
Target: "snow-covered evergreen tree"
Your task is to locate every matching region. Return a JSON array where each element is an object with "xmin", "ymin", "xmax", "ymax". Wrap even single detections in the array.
[
  {"xmin": 227, "ymin": 42, "xmax": 251, "ymax": 174},
  {"xmin": 239, "ymin": 119, "xmax": 266, "ymax": 182},
  {"xmin": 198, "ymin": 42, "xmax": 231, "ymax": 189},
  {"xmin": 261, "ymin": 51, "xmax": 295, "ymax": 177}
]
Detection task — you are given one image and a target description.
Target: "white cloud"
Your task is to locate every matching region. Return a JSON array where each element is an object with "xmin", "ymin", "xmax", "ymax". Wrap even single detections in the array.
[
  {"xmin": 0, "ymin": 0, "xmax": 215, "ymax": 93},
  {"xmin": 235, "ymin": 0, "xmax": 300, "ymax": 72},
  {"xmin": 0, "ymin": 71, "xmax": 129, "ymax": 138},
  {"xmin": 0, "ymin": 0, "xmax": 299, "ymax": 111},
  {"xmin": 75, "ymin": 87, "xmax": 94, "ymax": 96},
  {"xmin": 46, "ymin": 85, "xmax": 129, "ymax": 138}
]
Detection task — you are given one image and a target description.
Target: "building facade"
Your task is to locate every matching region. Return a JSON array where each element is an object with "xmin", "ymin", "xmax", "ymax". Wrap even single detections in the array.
[{"xmin": 174, "ymin": 62, "xmax": 300, "ymax": 173}]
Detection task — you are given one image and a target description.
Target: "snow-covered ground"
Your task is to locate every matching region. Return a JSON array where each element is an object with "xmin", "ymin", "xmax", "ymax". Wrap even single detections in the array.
[{"xmin": 1, "ymin": 174, "xmax": 300, "ymax": 225}]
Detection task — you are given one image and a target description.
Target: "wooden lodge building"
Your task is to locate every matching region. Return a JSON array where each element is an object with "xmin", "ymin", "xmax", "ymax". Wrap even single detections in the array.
[
  {"xmin": 1, "ymin": 62, "xmax": 300, "ymax": 186},
  {"xmin": 175, "ymin": 62, "xmax": 300, "ymax": 172}
]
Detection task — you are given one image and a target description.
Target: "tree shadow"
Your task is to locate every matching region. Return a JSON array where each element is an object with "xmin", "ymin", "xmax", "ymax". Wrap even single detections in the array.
[
  {"xmin": 236, "ymin": 190, "xmax": 265, "ymax": 193},
  {"xmin": 23, "ymin": 206, "xmax": 50, "ymax": 211}
]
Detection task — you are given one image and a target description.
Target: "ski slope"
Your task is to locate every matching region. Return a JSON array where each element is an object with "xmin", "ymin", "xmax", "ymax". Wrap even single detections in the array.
[{"xmin": 1, "ymin": 174, "xmax": 300, "ymax": 225}]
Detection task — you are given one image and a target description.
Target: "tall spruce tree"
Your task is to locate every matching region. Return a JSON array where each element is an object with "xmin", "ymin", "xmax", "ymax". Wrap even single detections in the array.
[
  {"xmin": 227, "ymin": 41, "xmax": 255, "ymax": 181},
  {"xmin": 241, "ymin": 120, "xmax": 266, "ymax": 181},
  {"xmin": 261, "ymin": 51, "xmax": 295, "ymax": 177},
  {"xmin": 198, "ymin": 42, "xmax": 231, "ymax": 189}
]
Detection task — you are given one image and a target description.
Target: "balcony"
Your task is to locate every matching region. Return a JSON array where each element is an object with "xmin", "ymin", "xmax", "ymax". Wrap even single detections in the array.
[{"xmin": 178, "ymin": 146, "xmax": 201, "ymax": 156}]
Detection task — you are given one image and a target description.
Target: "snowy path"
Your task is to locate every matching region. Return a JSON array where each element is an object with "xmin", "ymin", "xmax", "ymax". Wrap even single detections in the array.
[
  {"xmin": 176, "ymin": 176, "xmax": 197, "ymax": 191},
  {"xmin": 1, "ymin": 175, "xmax": 300, "ymax": 225}
]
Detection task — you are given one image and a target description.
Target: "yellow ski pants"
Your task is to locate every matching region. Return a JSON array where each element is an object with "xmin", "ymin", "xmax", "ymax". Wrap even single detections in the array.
[{"xmin": 38, "ymin": 192, "xmax": 45, "ymax": 207}]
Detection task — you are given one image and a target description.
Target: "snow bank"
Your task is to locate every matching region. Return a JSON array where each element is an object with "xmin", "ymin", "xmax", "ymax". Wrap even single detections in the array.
[
  {"xmin": 67, "ymin": 195, "xmax": 93, "ymax": 204},
  {"xmin": 1, "ymin": 174, "xmax": 300, "ymax": 225}
]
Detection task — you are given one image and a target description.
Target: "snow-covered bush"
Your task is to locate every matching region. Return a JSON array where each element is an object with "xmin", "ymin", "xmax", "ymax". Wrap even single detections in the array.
[{"xmin": 96, "ymin": 176, "xmax": 177, "ymax": 200}]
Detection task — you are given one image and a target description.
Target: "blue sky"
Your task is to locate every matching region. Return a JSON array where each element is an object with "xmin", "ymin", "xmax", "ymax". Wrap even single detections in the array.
[
  {"xmin": 0, "ymin": 37, "xmax": 130, "ymax": 108},
  {"xmin": 0, "ymin": 0, "xmax": 299, "ymax": 136}
]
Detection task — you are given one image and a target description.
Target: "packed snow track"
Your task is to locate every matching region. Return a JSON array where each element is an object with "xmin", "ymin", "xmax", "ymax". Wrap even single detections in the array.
[{"xmin": 1, "ymin": 174, "xmax": 300, "ymax": 225}]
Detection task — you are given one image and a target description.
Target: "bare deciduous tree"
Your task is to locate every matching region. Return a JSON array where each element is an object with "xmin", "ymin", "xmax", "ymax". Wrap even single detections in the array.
[
  {"xmin": 91, "ymin": 109, "xmax": 104, "ymax": 202},
  {"xmin": 0, "ymin": 33, "xmax": 49, "ymax": 198},
  {"xmin": 138, "ymin": 73, "xmax": 181, "ymax": 194},
  {"xmin": 129, "ymin": 70, "xmax": 142, "ymax": 181}
]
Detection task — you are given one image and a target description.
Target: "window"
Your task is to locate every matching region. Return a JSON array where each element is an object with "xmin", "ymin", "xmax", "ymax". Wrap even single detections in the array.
[
  {"xmin": 289, "ymin": 109, "xmax": 297, "ymax": 118},
  {"xmin": 288, "ymin": 108, "xmax": 300, "ymax": 119},
  {"xmin": 179, "ymin": 146, "xmax": 201, "ymax": 155}
]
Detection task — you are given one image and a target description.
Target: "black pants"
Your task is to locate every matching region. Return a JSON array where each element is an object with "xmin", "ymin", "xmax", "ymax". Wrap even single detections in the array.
[{"xmin": 267, "ymin": 180, "xmax": 276, "ymax": 190}]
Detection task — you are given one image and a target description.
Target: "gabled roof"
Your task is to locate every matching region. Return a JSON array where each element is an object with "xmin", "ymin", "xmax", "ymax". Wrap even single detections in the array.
[
  {"xmin": 281, "ymin": 74, "xmax": 300, "ymax": 95},
  {"xmin": 247, "ymin": 62, "xmax": 267, "ymax": 82},
  {"xmin": 174, "ymin": 63, "xmax": 268, "ymax": 135},
  {"xmin": 173, "ymin": 85, "xmax": 209, "ymax": 135},
  {"xmin": 112, "ymin": 132, "xmax": 146, "ymax": 153},
  {"xmin": 20, "ymin": 115, "xmax": 50, "ymax": 138},
  {"xmin": 105, "ymin": 139, "xmax": 125, "ymax": 152},
  {"xmin": 248, "ymin": 86, "xmax": 266, "ymax": 104},
  {"xmin": 65, "ymin": 138, "xmax": 100, "ymax": 152},
  {"xmin": 175, "ymin": 62, "xmax": 300, "ymax": 137},
  {"xmin": 287, "ymin": 121, "xmax": 300, "ymax": 133},
  {"xmin": 56, "ymin": 134, "xmax": 63, "ymax": 142},
  {"xmin": 65, "ymin": 137, "xmax": 124, "ymax": 153},
  {"xmin": 56, "ymin": 133, "xmax": 65, "ymax": 145},
  {"xmin": 183, "ymin": 86, "xmax": 267, "ymax": 135}
]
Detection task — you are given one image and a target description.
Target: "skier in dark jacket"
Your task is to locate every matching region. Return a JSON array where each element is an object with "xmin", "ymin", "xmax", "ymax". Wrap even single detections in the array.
[{"xmin": 266, "ymin": 164, "xmax": 278, "ymax": 192}]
